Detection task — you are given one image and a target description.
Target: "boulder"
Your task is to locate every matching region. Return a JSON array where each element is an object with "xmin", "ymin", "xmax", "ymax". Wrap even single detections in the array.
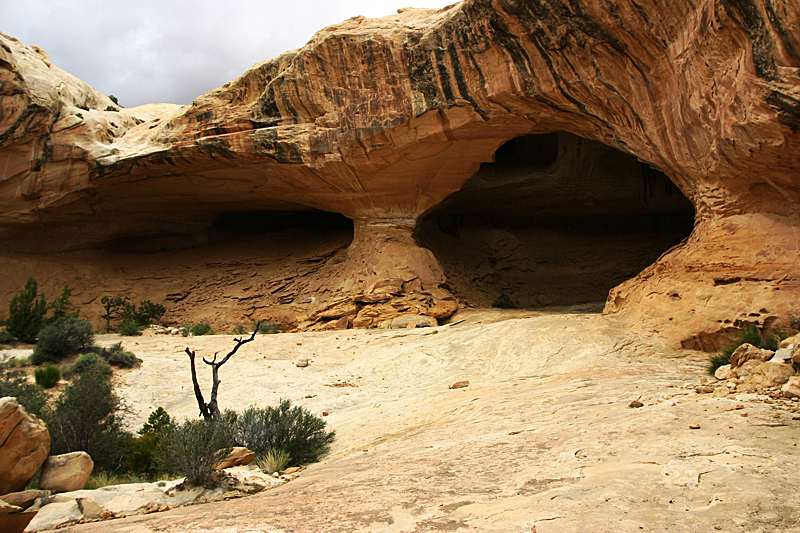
[
  {"xmin": 426, "ymin": 300, "xmax": 458, "ymax": 320},
  {"xmin": 38, "ymin": 452, "xmax": 93, "ymax": 493},
  {"xmin": 0, "ymin": 397, "xmax": 50, "ymax": 495},
  {"xmin": 730, "ymin": 344, "xmax": 774, "ymax": 368},
  {"xmin": 782, "ymin": 377, "xmax": 800, "ymax": 399},
  {"xmin": 215, "ymin": 447, "xmax": 255, "ymax": 469},
  {"xmin": 714, "ymin": 364, "xmax": 732, "ymax": 380}
]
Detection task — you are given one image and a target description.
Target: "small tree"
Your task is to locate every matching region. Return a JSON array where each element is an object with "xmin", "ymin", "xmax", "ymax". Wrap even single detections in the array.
[
  {"xmin": 185, "ymin": 323, "xmax": 259, "ymax": 419},
  {"xmin": 7, "ymin": 278, "xmax": 47, "ymax": 343},
  {"xmin": 47, "ymin": 285, "xmax": 77, "ymax": 324},
  {"xmin": 100, "ymin": 296, "xmax": 126, "ymax": 332}
]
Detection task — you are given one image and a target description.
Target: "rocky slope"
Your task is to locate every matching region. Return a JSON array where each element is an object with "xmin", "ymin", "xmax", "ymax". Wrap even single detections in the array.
[
  {"xmin": 26, "ymin": 312, "xmax": 800, "ymax": 533},
  {"xmin": 1, "ymin": 0, "xmax": 800, "ymax": 348}
]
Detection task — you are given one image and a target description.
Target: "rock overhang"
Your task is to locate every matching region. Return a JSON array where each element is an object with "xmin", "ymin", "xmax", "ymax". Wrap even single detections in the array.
[{"xmin": 0, "ymin": 0, "xmax": 799, "ymax": 347}]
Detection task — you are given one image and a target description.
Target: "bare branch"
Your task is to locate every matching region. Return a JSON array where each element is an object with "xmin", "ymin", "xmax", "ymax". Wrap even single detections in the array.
[
  {"xmin": 185, "ymin": 348, "xmax": 211, "ymax": 419},
  {"xmin": 184, "ymin": 322, "xmax": 261, "ymax": 418}
]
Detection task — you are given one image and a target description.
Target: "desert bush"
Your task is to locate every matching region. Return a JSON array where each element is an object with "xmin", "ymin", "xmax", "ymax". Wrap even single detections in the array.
[
  {"xmin": 0, "ymin": 330, "xmax": 14, "ymax": 345},
  {"xmin": 31, "ymin": 317, "xmax": 93, "ymax": 365},
  {"xmin": 34, "ymin": 363, "xmax": 61, "ymax": 388},
  {"xmin": 189, "ymin": 323, "xmax": 212, "ymax": 336},
  {"xmin": 492, "ymin": 293, "xmax": 519, "ymax": 309},
  {"xmin": 44, "ymin": 364, "xmax": 132, "ymax": 472},
  {"xmin": 708, "ymin": 324, "xmax": 787, "ymax": 375},
  {"xmin": 63, "ymin": 353, "xmax": 112, "ymax": 379},
  {"xmin": 118, "ymin": 318, "xmax": 142, "ymax": 336},
  {"xmin": 93, "ymin": 342, "xmax": 141, "ymax": 368},
  {"xmin": 0, "ymin": 367, "xmax": 47, "ymax": 417},
  {"xmin": 233, "ymin": 400, "xmax": 335, "ymax": 466},
  {"xmin": 158, "ymin": 414, "xmax": 235, "ymax": 487},
  {"xmin": 256, "ymin": 449, "xmax": 291, "ymax": 474},
  {"xmin": 257, "ymin": 322, "xmax": 280, "ymax": 334},
  {"xmin": 7, "ymin": 278, "xmax": 47, "ymax": 343}
]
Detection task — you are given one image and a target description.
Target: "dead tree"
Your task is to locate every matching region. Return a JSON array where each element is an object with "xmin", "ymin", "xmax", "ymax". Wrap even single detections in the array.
[{"xmin": 185, "ymin": 322, "xmax": 260, "ymax": 419}]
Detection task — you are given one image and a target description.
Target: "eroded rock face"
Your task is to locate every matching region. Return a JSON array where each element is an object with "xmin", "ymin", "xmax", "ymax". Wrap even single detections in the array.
[
  {"xmin": 1, "ymin": 0, "xmax": 799, "ymax": 347},
  {"xmin": 0, "ymin": 397, "xmax": 50, "ymax": 495}
]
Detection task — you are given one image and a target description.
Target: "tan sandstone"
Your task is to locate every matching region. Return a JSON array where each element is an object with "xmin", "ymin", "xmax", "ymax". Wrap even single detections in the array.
[{"xmin": 0, "ymin": 397, "xmax": 50, "ymax": 495}]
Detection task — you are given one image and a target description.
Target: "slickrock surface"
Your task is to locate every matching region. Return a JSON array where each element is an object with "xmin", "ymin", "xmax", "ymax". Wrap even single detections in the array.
[
  {"xmin": 2, "ymin": 0, "xmax": 800, "ymax": 348},
  {"xmin": 50, "ymin": 310, "xmax": 800, "ymax": 533}
]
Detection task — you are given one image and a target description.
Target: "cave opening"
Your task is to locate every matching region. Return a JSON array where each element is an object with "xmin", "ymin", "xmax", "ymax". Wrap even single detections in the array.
[{"xmin": 416, "ymin": 132, "xmax": 695, "ymax": 310}]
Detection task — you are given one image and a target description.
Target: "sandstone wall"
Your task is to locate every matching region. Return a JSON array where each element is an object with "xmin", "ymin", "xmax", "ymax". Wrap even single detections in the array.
[{"xmin": 1, "ymin": 0, "xmax": 799, "ymax": 347}]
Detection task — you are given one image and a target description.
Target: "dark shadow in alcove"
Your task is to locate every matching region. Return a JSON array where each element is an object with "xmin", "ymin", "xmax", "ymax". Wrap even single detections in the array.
[
  {"xmin": 208, "ymin": 210, "xmax": 353, "ymax": 243},
  {"xmin": 415, "ymin": 132, "xmax": 695, "ymax": 309}
]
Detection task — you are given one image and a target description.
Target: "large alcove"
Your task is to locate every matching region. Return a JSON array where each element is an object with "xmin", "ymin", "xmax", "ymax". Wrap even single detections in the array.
[{"xmin": 415, "ymin": 132, "xmax": 695, "ymax": 309}]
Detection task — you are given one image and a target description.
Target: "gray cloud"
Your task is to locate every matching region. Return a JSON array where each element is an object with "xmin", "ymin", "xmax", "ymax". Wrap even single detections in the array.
[{"xmin": 2, "ymin": 0, "xmax": 454, "ymax": 107}]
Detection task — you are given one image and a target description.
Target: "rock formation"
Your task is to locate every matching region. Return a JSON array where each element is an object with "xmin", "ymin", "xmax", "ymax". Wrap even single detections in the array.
[
  {"xmin": 1, "ymin": 0, "xmax": 799, "ymax": 348},
  {"xmin": 0, "ymin": 397, "xmax": 50, "ymax": 495}
]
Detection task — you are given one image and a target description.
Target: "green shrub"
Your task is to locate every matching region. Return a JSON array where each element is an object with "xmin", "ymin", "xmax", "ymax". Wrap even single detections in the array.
[
  {"xmin": 31, "ymin": 317, "xmax": 93, "ymax": 365},
  {"xmin": 118, "ymin": 318, "xmax": 142, "ymax": 336},
  {"xmin": 95, "ymin": 342, "xmax": 141, "ymax": 368},
  {"xmin": 105, "ymin": 105, "xmax": 118, "ymax": 111},
  {"xmin": 158, "ymin": 415, "xmax": 235, "ymax": 487},
  {"xmin": 233, "ymin": 400, "xmax": 335, "ymax": 466},
  {"xmin": 44, "ymin": 364, "xmax": 132, "ymax": 472},
  {"xmin": 7, "ymin": 278, "xmax": 47, "ymax": 343},
  {"xmin": 189, "ymin": 323, "xmax": 212, "ymax": 336},
  {"xmin": 257, "ymin": 322, "xmax": 280, "ymax": 334},
  {"xmin": 0, "ymin": 367, "xmax": 47, "ymax": 417},
  {"xmin": 708, "ymin": 324, "xmax": 787, "ymax": 375},
  {"xmin": 63, "ymin": 353, "xmax": 112, "ymax": 379},
  {"xmin": 492, "ymin": 293, "xmax": 519, "ymax": 309},
  {"xmin": 0, "ymin": 330, "xmax": 14, "ymax": 344},
  {"xmin": 34, "ymin": 363, "xmax": 61, "ymax": 388}
]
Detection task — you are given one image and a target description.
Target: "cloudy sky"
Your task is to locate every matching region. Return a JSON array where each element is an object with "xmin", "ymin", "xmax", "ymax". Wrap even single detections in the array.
[{"xmin": 2, "ymin": 0, "xmax": 455, "ymax": 107}]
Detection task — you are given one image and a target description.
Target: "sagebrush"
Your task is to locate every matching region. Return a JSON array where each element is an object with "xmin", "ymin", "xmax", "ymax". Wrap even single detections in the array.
[{"xmin": 234, "ymin": 400, "xmax": 335, "ymax": 466}]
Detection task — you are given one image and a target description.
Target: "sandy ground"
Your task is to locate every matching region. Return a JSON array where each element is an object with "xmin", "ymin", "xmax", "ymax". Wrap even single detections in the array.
[{"xmin": 20, "ymin": 309, "xmax": 800, "ymax": 532}]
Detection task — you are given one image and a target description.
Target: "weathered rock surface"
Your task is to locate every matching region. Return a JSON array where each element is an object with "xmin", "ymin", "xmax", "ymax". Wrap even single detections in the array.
[
  {"xmin": 24, "ymin": 466, "xmax": 284, "ymax": 531},
  {"xmin": 51, "ymin": 311, "xmax": 800, "ymax": 532},
  {"xmin": 0, "ymin": 397, "xmax": 50, "ymax": 495},
  {"xmin": 38, "ymin": 452, "xmax": 94, "ymax": 493},
  {"xmin": 1, "ymin": 0, "xmax": 800, "ymax": 348}
]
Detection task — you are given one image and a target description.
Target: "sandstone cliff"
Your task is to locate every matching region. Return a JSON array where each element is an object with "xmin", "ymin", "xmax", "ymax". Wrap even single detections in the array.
[{"xmin": 1, "ymin": 0, "xmax": 799, "ymax": 348}]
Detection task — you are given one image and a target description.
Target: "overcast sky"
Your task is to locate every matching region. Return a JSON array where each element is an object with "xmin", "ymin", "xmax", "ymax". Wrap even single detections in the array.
[{"xmin": 1, "ymin": 0, "xmax": 455, "ymax": 107}]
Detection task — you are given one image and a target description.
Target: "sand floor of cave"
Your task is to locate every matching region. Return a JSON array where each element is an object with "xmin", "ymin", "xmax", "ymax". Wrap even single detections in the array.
[{"xmin": 52, "ymin": 309, "xmax": 800, "ymax": 532}]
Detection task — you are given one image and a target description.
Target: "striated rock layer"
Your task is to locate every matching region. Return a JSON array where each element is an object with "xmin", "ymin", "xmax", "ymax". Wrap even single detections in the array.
[{"xmin": 1, "ymin": 0, "xmax": 800, "ymax": 347}]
